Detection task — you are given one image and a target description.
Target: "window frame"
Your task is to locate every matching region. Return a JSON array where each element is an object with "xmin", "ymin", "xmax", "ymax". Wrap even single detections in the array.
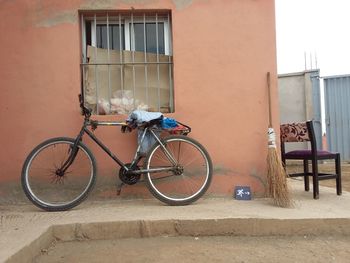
[
  {"xmin": 82, "ymin": 14, "xmax": 172, "ymax": 62},
  {"xmin": 80, "ymin": 12, "xmax": 174, "ymax": 115},
  {"xmin": 124, "ymin": 17, "xmax": 171, "ymax": 55}
]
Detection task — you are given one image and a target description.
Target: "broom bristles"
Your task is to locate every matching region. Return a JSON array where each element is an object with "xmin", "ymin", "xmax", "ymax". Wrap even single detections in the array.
[{"xmin": 267, "ymin": 147, "xmax": 293, "ymax": 207}]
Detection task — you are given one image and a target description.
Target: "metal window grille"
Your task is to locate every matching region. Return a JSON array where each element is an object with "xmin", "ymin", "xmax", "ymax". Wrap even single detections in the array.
[{"xmin": 80, "ymin": 11, "xmax": 174, "ymax": 115}]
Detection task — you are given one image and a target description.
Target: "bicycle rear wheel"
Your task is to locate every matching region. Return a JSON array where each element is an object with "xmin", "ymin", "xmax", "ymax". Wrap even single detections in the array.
[
  {"xmin": 21, "ymin": 137, "xmax": 97, "ymax": 211},
  {"xmin": 145, "ymin": 135, "xmax": 212, "ymax": 205}
]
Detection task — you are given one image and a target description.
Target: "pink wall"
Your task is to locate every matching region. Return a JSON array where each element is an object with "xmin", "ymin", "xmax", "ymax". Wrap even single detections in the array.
[{"xmin": 0, "ymin": 0, "xmax": 279, "ymax": 199}]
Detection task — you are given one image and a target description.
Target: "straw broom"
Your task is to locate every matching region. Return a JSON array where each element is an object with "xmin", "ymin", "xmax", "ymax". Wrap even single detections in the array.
[{"xmin": 266, "ymin": 72, "xmax": 292, "ymax": 207}]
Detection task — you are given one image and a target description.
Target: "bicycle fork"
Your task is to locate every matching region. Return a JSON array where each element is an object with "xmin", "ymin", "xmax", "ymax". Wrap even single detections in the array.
[{"xmin": 57, "ymin": 122, "xmax": 86, "ymax": 176}]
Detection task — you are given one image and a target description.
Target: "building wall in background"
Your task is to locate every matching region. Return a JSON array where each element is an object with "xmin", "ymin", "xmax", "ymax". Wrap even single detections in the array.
[
  {"xmin": 278, "ymin": 70, "xmax": 322, "ymax": 151},
  {"xmin": 0, "ymin": 0, "xmax": 278, "ymax": 202}
]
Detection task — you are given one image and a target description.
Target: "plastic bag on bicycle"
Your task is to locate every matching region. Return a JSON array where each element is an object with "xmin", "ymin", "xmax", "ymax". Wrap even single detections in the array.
[
  {"xmin": 126, "ymin": 110, "xmax": 191, "ymax": 154},
  {"xmin": 137, "ymin": 128, "xmax": 161, "ymax": 156},
  {"xmin": 126, "ymin": 110, "xmax": 162, "ymax": 155}
]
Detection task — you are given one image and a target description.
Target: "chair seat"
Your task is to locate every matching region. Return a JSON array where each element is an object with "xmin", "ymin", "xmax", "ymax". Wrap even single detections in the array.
[{"xmin": 285, "ymin": 150, "xmax": 337, "ymax": 159}]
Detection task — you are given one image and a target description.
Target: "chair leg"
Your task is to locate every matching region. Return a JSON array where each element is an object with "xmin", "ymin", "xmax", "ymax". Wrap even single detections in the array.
[
  {"xmin": 312, "ymin": 158, "xmax": 319, "ymax": 199},
  {"xmin": 336, "ymin": 153, "xmax": 342, "ymax": 195},
  {"xmin": 303, "ymin": 159, "xmax": 310, "ymax": 191}
]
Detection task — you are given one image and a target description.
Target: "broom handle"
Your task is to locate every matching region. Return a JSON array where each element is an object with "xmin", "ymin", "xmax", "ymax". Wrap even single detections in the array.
[{"xmin": 267, "ymin": 72, "xmax": 273, "ymax": 128}]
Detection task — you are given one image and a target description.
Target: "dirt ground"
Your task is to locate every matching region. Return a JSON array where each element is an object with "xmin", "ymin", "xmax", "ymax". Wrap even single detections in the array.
[
  {"xmin": 34, "ymin": 235, "xmax": 350, "ymax": 263},
  {"xmin": 26, "ymin": 162, "xmax": 350, "ymax": 262}
]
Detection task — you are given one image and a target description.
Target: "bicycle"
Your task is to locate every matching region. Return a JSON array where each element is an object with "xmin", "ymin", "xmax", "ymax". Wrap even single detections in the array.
[{"xmin": 21, "ymin": 95, "xmax": 213, "ymax": 211}]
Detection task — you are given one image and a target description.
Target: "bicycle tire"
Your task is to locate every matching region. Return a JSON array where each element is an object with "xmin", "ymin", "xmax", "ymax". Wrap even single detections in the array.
[
  {"xmin": 144, "ymin": 135, "xmax": 213, "ymax": 205},
  {"xmin": 21, "ymin": 137, "xmax": 97, "ymax": 211}
]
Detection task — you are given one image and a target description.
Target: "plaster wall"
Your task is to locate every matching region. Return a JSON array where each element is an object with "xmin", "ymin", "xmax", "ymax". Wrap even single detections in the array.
[
  {"xmin": 278, "ymin": 70, "xmax": 319, "ymax": 151},
  {"xmin": 278, "ymin": 71, "xmax": 318, "ymax": 124},
  {"xmin": 0, "ymin": 0, "xmax": 278, "ymax": 201}
]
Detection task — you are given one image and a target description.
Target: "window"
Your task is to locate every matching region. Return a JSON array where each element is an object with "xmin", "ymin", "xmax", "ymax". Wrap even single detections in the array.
[{"xmin": 81, "ymin": 12, "xmax": 174, "ymax": 115}]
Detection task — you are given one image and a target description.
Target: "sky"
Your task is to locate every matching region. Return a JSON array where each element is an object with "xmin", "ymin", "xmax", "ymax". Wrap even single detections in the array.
[{"xmin": 275, "ymin": 0, "xmax": 350, "ymax": 77}]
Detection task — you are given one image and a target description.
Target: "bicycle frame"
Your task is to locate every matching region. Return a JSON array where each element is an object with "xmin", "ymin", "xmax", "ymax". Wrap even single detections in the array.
[{"xmin": 65, "ymin": 118, "xmax": 178, "ymax": 176}]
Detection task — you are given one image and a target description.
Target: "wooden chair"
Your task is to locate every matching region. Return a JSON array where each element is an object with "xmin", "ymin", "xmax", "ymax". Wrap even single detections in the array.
[{"xmin": 280, "ymin": 120, "xmax": 342, "ymax": 199}]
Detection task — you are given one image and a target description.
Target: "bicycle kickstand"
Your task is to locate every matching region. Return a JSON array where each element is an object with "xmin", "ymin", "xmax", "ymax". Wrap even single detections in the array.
[{"xmin": 116, "ymin": 182, "xmax": 125, "ymax": 196}]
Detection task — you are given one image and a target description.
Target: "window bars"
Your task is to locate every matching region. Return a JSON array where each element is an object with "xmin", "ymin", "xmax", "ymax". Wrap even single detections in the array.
[{"xmin": 81, "ymin": 12, "xmax": 174, "ymax": 115}]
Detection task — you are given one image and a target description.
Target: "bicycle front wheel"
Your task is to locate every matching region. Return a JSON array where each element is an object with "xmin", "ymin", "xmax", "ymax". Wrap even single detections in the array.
[
  {"xmin": 21, "ymin": 137, "xmax": 97, "ymax": 211},
  {"xmin": 145, "ymin": 135, "xmax": 212, "ymax": 205}
]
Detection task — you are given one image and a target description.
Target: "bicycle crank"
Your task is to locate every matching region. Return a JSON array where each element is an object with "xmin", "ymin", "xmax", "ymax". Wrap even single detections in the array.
[{"xmin": 118, "ymin": 163, "xmax": 141, "ymax": 185}]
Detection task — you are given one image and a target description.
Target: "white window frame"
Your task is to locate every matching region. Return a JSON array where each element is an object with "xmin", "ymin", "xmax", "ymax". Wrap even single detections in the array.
[
  {"xmin": 124, "ymin": 17, "xmax": 171, "ymax": 55},
  {"xmin": 87, "ymin": 16, "xmax": 171, "ymax": 56}
]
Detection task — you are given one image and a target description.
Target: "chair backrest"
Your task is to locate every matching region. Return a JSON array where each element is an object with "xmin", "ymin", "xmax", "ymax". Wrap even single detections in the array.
[
  {"xmin": 280, "ymin": 122, "xmax": 310, "ymax": 142},
  {"xmin": 280, "ymin": 120, "xmax": 317, "ymax": 154}
]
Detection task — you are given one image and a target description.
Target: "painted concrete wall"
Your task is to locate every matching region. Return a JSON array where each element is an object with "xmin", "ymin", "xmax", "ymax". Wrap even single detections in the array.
[
  {"xmin": 1, "ymin": 0, "xmax": 278, "ymax": 201},
  {"xmin": 278, "ymin": 70, "xmax": 321, "ymax": 151},
  {"xmin": 278, "ymin": 70, "xmax": 318, "ymax": 123}
]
